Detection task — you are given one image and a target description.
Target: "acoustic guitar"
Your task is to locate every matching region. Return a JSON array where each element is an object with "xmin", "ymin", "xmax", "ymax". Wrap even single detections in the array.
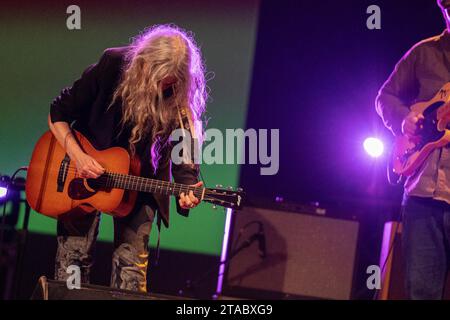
[
  {"xmin": 25, "ymin": 130, "xmax": 244, "ymax": 218},
  {"xmin": 389, "ymin": 82, "xmax": 450, "ymax": 183}
]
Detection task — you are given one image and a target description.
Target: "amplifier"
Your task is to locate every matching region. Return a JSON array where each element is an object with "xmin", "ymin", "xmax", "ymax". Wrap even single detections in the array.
[{"xmin": 223, "ymin": 206, "xmax": 360, "ymax": 300}]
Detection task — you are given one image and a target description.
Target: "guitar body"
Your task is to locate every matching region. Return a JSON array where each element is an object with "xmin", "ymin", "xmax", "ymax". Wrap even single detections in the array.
[
  {"xmin": 391, "ymin": 82, "xmax": 450, "ymax": 179},
  {"xmin": 391, "ymin": 132, "xmax": 450, "ymax": 177},
  {"xmin": 26, "ymin": 130, "xmax": 139, "ymax": 218}
]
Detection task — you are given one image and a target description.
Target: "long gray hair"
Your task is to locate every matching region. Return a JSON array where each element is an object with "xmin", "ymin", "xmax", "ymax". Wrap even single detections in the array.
[{"xmin": 111, "ymin": 24, "xmax": 207, "ymax": 170}]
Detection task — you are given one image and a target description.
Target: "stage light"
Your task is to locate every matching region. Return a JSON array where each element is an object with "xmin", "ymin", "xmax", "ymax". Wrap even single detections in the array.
[
  {"xmin": 364, "ymin": 137, "xmax": 384, "ymax": 158},
  {"xmin": 0, "ymin": 175, "xmax": 11, "ymax": 199},
  {"xmin": 0, "ymin": 186, "xmax": 7, "ymax": 198}
]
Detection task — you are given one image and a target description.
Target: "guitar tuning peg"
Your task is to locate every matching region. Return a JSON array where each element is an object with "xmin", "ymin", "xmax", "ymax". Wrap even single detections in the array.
[
  {"xmin": 216, "ymin": 184, "xmax": 223, "ymax": 188},
  {"xmin": 227, "ymin": 186, "xmax": 233, "ymax": 190}
]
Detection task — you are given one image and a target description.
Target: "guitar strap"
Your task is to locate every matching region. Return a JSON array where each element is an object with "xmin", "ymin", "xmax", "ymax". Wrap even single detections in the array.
[
  {"xmin": 437, "ymin": 34, "xmax": 450, "ymax": 152},
  {"xmin": 437, "ymin": 31, "xmax": 450, "ymax": 85},
  {"xmin": 176, "ymin": 105, "xmax": 199, "ymax": 166},
  {"xmin": 154, "ymin": 105, "xmax": 198, "ymax": 266}
]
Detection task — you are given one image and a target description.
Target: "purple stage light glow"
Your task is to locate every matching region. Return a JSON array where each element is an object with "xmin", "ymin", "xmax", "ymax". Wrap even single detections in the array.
[
  {"xmin": 363, "ymin": 137, "xmax": 384, "ymax": 158},
  {"xmin": 216, "ymin": 207, "xmax": 233, "ymax": 296},
  {"xmin": 0, "ymin": 186, "xmax": 7, "ymax": 198}
]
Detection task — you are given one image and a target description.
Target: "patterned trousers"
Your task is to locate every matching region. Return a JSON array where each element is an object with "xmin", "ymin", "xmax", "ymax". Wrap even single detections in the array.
[{"xmin": 54, "ymin": 200, "xmax": 155, "ymax": 292}]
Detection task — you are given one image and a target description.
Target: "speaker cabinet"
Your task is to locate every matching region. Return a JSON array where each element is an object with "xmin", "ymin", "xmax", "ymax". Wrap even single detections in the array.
[
  {"xmin": 223, "ymin": 206, "xmax": 360, "ymax": 300},
  {"xmin": 379, "ymin": 221, "xmax": 450, "ymax": 300}
]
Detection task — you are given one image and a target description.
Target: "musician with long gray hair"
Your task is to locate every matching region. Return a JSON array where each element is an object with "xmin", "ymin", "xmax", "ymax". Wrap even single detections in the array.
[{"xmin": 48, "ymin": 24, "xmax": 206, "ymax": 292}]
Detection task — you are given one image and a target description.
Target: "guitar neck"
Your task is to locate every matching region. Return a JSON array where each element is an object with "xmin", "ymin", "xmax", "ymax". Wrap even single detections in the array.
[{"xmin": 103, "ymin": 172, "xmax": 204, "ymax": 199}]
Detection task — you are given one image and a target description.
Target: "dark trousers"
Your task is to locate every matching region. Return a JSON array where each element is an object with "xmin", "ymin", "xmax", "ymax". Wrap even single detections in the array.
[
  {"xmin": 402, "ymin": 196, "xmax": 450, "ymax": 299},
  {"xmin": 54, "ymin": 200, "xmax": 156, "ymax": 292}
]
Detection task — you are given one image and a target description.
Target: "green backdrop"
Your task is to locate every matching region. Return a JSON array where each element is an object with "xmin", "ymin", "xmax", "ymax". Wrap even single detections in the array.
[{"xmin": 0, "ymin": 0, "xmax": 259, "ymax": 256}]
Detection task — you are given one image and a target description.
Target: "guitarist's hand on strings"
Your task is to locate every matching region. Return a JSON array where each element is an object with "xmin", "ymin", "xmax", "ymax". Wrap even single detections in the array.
[
  {"xmin": 402, "ymin": 110, "xmax": 424, "ymax": 138},
  {"xmin": 179, "ymin": 181, "xmax": 203, "ymax": 209},
  {"xmin": 47, "ymin": 116, "xmax": 105, "ymax": 179},
  {"xmin": 73, "ymin": 151, "xmax": 105, "ymax": 179}
]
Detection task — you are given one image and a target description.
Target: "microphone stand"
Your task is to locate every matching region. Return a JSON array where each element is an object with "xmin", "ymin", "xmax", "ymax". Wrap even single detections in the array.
[
  {"xmin": 177, "ymin": 231, "xmax": 262, "ymax": 298},
  {"xmin": 12, "ymin": 197, "xmax": 31, "ymax": 299},
  {"xmin": 0, "ymin": 169, "xmax": 29, "ymax": 299}
]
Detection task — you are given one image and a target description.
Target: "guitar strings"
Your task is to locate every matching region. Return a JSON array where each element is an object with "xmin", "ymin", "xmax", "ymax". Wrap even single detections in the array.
[
  {"xmin": 52, "ymin": 159, "xmax": 241, "ymax": 207},
  {"xmin": 53, "ymin": 167, "xmax": 236, "ymax": 206},
  {"xmin": 57, "ymin": 165, "xmax": 229, "ymax": 195},
  {"xmin": 50, "ymin": 166, "xmax": 229, "ymax": 199}
]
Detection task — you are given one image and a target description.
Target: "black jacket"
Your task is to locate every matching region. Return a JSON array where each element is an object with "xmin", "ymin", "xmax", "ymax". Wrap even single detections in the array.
[{"xmin": 50, "ymin": 47, "xmax": 199, "ymax": 227}]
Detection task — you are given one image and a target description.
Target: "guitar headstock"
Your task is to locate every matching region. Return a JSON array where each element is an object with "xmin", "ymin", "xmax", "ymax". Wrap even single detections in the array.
[{"xmin": 203, "ymin": 186, "xmax": 245, "ymax": 210}]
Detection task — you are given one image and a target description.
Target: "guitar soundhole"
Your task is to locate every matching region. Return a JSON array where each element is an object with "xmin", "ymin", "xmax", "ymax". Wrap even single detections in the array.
[{"xmin": 68, "ymin": 178, "xmax": 100, "ymax": 200}]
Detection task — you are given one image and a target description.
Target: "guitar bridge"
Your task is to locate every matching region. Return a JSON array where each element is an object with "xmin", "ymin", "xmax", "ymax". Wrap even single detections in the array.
[{"xmin": 57, "ymin": 154, "xmax": 70, "ymax": 192}]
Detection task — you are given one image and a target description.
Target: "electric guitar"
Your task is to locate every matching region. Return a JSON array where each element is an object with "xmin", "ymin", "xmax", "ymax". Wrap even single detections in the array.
[
  {"xmin": 25, "ymin": 130, "xmax": 244, "ymax": 218},
  {"xmin": 389, "ymin": 82, "xmax": 450, "ymax": 183}
]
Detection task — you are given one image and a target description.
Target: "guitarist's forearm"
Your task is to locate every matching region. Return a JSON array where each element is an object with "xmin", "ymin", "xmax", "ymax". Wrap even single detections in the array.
[
  {"xmin": 47, "ymin": 114, "xmax": 84, "ymax": 159},
  {"xmin": 375, "ymin": 92, "xmax": 410, "ymax": 136}
]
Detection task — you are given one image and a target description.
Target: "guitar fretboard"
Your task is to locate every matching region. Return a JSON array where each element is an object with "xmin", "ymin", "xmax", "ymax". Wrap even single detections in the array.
[{"xmin": 102, "ymin": 172, "xmax": 204, "ymax": 198}]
